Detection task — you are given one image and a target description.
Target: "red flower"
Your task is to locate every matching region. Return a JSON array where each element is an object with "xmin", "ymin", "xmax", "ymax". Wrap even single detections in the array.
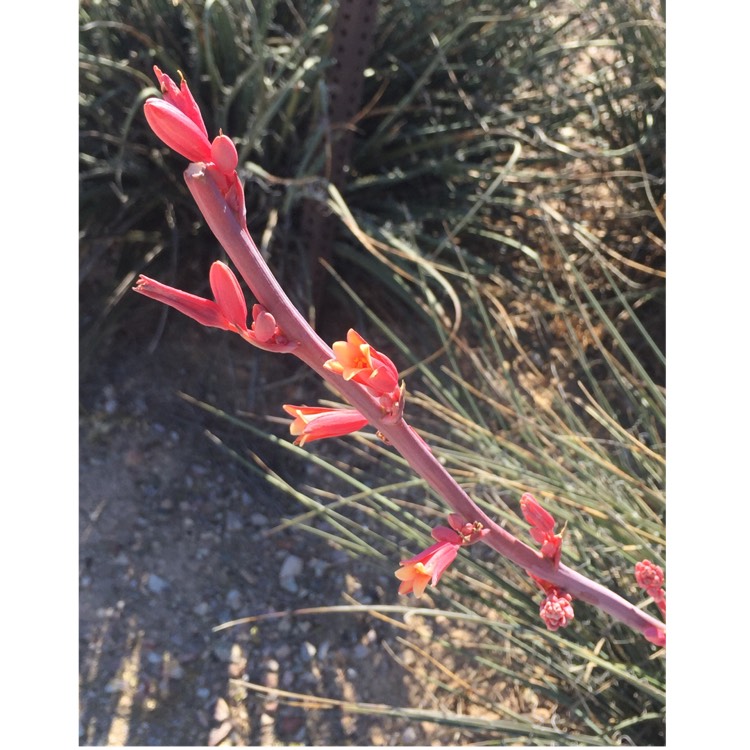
[
  {"xmin": 144, "ymin": 66, "xmax": 212, "ymax": 164},
  {"xmin": 282, "ymin": 405, "xmax": 369, "ymax": 446},
  {"xmin": 394, "ymin": 540, "xmax": 461, "ymax": 598},
  {"xmin": 324, "ymin": 329, "xmax": 400, "ymax": 397},
  {"xmin": 152, "ymin": 65, "xmax": 209, "ymax": 140},
  {"xmin": 134, "ymin": 261, "xmax": 248, "ymax": 333},
  {"xmin": 143, "ymin": 67, "xmax": 247, "ymax": 230}
]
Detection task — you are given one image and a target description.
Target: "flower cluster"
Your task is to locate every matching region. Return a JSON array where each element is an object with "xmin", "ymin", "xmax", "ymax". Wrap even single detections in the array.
[
  {"xmin": 635, "ymin": 559, "xmax": 666, "ymax": 619},
  {"xmin": 144, "ymin": 66, "xmax": 246, "ymax": 229},
  {"xmin": 539, "ymin": 589, "xmax": 575, "ymax": 631},
  {"xmin": 394, "ymin": 514, "xmax": 489, "ymax": 598},
  {"xmin": 137, "ymin": 69, "xmax": 297, "ymax": 350},
  {"xmin": 283, "ymin": 329, "xmax": 403, "ymax": 446}
]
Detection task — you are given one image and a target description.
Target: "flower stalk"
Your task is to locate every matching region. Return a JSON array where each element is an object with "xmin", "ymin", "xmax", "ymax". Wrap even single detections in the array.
[{"xmin": 137, "ymin": 67, "xmax": 665, "ymax": 646}]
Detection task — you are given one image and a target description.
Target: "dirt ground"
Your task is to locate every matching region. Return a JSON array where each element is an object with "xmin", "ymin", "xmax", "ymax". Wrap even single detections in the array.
[{"xmin": 79, "ymin": 313, "xmax": 506, "ymax": 746}]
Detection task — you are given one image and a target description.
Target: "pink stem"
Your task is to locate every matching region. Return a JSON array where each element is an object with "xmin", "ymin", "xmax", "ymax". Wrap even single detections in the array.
[{"xmin": 184, "ymin": 163, "xmax": 665, "ymax": 640}]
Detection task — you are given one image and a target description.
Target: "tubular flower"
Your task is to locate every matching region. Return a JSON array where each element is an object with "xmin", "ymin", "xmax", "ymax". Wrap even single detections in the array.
[
  {"xmin": 144, "ymin": 67, "xmax": 212, "ymax": 163},
  {"xmin": 324, "ymin": 329, "xmax": 400, "ymax": 397},
  {"xmin": 282, "ymin": 405, "xmax": 369, "ymax": 446},
  {"xmin": 152, "ymin": 65, "xmax": 209, "ymax": 140},
  {"xmin": 144, "ymin": 67, "xmax": 247, "ymax": 230},
  {"xmin": 539, "ymin": 589, "xmax": 575, "ymax": 631},
  {"xmin": 209, "ymin": 260, "xmax": 247, "ymax": 330},
  {"xmin": 520, "ymin": 492, "xmax": 564, "ymax": 568},
  {"xmin": 133, "ymin": 261, "xmax": 248, "ymax": 333},
  {"xmin": 394, "ymin": 540, "xmax": 461, "ymax": 598},
  {"xmin": 395, "ymin": 513, "xmax": 487, "ymax": 598}
]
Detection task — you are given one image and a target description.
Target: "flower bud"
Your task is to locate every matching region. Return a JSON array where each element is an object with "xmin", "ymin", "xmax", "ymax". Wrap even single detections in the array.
[
  {"xmin": 211, "ymin": 133, "xmax": 239, "ymax": 176},
  {"xmin": 209, "ymin": 261, "xmax": 247, "ymax": 330}
]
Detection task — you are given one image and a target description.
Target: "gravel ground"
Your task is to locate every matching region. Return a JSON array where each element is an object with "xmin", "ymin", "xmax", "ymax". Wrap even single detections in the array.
[{"xmin": 79, "ymin": 319, "xmax": 455, "ymax": 746}]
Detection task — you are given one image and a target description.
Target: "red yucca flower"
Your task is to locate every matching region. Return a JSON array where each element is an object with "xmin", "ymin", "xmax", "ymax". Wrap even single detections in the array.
[
  {"xmin": 282, "ymin": 405, "xmax": 369, "ymax": 446},
  {"xmin": 134, "ymin": 261, "xmax": 248, "ymax": 333}
]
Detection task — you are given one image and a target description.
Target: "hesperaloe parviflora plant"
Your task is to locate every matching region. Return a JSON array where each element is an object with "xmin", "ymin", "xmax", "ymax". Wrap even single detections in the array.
[{"xmin": 134, "ymin": 66, "xmax": 666, "ymax": 648}]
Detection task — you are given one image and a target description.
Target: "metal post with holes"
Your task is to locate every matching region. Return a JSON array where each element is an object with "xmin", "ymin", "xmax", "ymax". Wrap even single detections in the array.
[{"xmin": 300, "ymin": 0, "xmax": 380, "ymax": 319}]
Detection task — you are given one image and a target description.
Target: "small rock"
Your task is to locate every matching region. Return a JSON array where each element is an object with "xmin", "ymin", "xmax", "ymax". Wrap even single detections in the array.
[
  {"xmin": 317, "ymin": 641, "xmax": 330, "ymax": 662},
  {"xmin": 250, "ymin": 512, "xmax": 269, "ymax": 527},
  {"xmin": 264, "ymin": 658, "xmax": 280, "ymax": 672},
  {"xmin": 226, "ymin": 512, "xmax": 243, "ymax": 532},
  {"xmin": 352, "ymin": 644, "xmax": 369, "ymax": 660},
  {"xmin": 193, "ymin": 601, "xmax": 210, "ymax": 617},
  {"xmin": 402, "ymin": 726, "xmax": 418, "ymax": 744},
  {"xmin": 362, "ymin": 628, "xmax": 378, "ymax": 645},
  {"xmin": 279, "ymin": 577, "xmax": 297, "ymax": 595},
  {"xmin": 226, "ymin": 589, "xmax": 242, "ymax": 611},
  {"xmin": 300, "ymin": 641, "xmax": 316, "ymax": 662},
  {"xmin": 196, "ymin": 687, "xmax": 210, "ymax": 700},
  {"xmin": 278, "ymin": 555, "xmax": 303, "ymax": 592},
  {"xmin": 146, "ymin": 573, "xmax": 169, "ymax": 594}
]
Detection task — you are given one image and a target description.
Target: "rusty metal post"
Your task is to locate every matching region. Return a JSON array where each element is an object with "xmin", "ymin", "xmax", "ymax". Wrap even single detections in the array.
[{"xmin": 300, "ymin": 0, "xmax": 380, "ymax": 318}]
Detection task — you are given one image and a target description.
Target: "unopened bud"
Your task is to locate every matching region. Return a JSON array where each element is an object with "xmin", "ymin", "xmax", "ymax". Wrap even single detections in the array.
[{"xmin": 211, "ymin": 133, "xmax": 239, "ymax": 175}]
